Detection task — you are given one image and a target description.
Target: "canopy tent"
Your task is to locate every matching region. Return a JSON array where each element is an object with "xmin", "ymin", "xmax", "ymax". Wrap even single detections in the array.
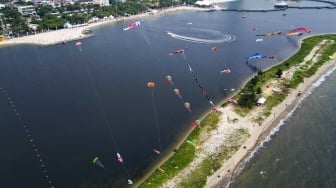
[{"xmin": 257, "ymin": 97, "xmax": 266, "ymax": 105}]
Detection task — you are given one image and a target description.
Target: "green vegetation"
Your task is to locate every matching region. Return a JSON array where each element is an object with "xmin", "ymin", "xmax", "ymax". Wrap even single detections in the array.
[
  {"xmin": 180, "ymin": 128, "xmax": 249, "ymax": 188},
  {"xmin": 139, "ymin": 112, "xmax": 220, "ymax": 188},
  {"xmin": 0, "ymin": 0, "xmax": 198, "ymax": 37},
  {"xmin": 234, "ymin": 34, "xmax": 336, "ymax": 123}
]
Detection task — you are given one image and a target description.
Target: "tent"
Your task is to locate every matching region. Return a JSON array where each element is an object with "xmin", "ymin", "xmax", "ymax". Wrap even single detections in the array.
[{"xmin": 257, "ymin": 97, "xmax": 266, "ymax": 106}]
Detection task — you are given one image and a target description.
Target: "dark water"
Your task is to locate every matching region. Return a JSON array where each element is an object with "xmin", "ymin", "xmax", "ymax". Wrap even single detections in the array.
[
  {"xmin": 231, "ymin": 65, "xmax": 336, "ymax": 188},
  {"xmin": 0, "ymin": 0, "xmax": 335, "ymax": 187}
]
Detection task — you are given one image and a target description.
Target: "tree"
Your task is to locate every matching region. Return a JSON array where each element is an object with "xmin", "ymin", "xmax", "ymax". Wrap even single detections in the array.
[
  {"xmin": 41, "ymin": 14, "xmax": 64, "ymax": 30},
  {"xmin": 256, "ymin": 87, "xmax": 262, "ymax": 95},
  {"xmin": 276, "ymin": 68, "xmax": 283, "ymax": 78},
  {"xmin": 238, "ymin": 92, "xmax": 256, "ymax": 108}
]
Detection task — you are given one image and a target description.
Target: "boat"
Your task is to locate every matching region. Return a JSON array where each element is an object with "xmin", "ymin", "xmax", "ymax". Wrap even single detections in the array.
[
  {"xmin": 82, "ymin": 28, "xmax": 92, "ymax": 34},
  {"xmin": 274, "ymin": 1, "xmax": 288, "ymax": 8}
]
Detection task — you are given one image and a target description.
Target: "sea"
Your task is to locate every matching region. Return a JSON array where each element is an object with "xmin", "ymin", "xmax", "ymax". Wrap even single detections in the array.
[{"xmin": 0, "ymin": 0, "xmax": 335, "ymax": 187}]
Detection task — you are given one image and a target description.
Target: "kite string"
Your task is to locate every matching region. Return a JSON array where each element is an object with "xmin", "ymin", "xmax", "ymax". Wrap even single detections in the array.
[
  {"xmin": 137, "ymin": 26, "xmax": 165, "ymax": 153},
  {"xmin": 0, "ymin": 87, "xmax": 55, "ymax": 188},
  {"xmin": 151, "ymin": 88, "xmax": 163, "ymax": 153},
  {"xmin": 83, "ymin": 59, "xmax": 132, "ymax": 180},
  {"xmin": 182, "ymin": 53, "xmax": 215, "ymax": 108},
  {"xmin": 83, "ymin": 61, "xmax": 119, "ymax": 151}
]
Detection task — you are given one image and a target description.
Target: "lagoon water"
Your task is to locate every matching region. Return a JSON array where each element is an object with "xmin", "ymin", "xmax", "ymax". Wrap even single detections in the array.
[{"xmin": 0, "ymin": 0, "xmax": 336, "ymax": 187}]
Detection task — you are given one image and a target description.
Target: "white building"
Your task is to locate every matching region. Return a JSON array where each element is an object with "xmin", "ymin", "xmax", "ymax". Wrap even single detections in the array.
[
  {"xmin": 195, "ymin": 0, "xmax": 212, "ymax": 7},
  {"xmin": 93, "ymin": 0, "xmax": 109, "ymax": 6},
  {"xmin": 17, "ymin": 5, "xmax": 36, "ymax": 16}
]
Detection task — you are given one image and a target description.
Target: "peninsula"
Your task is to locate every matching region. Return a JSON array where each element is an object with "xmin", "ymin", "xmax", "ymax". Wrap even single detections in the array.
[{"xmin": 137, "ymin": 34, "xmax": 336, "ymax": 187}]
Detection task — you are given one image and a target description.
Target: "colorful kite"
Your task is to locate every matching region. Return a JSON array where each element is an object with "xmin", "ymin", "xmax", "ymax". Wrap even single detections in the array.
[
  {"xmin": 169, "ymin": 49, "xmax": 185, "ymax": 56},
  {"xmin": 184, "ymin": 102, "xmax": 191, "ymax": 113},
  {"xmin": 92, "ymin": 157, "xmax": 104, "ymax": 168},
  {"xmin": 192, "ymin": 120, "xmax": 201, "ymax": 127},
  {"xmin": 166, "ymin": 75, "xmax": 174, "ymax": 85},
  {"xmin": 123, "ymin": 20, "xmax": 142, "ymax": 31},
  {"xmin": 173, "ymin": 89, "xmax": 182, "ymax": 99},
  {"xmin": 220, "ymin": 68, "xmax": 231, "ymax": 74},
  {"xmin": 256, "ymin": 31, "xmax": 281, "ymax": 37},
  {"xmin": 224, "ymin": 98, "xmax": 238, "ymax": 104},
  {"xmin": 117, "ymin": 153, "xmax": 123, "ymax": 163},
  {"xmin": 246, "ymin": 52, "xmax": 267, "ymax": 62},
  {"xmin": 147, "ymin": 81, "xmax": 155, "ymax": 88},
  {"xmin": 186, "ymin": 140, "xmax": 196, "ymax": 147},
  {"xmin": 287, "ymin": 27, "xmax": 311, "ymax": 34}
]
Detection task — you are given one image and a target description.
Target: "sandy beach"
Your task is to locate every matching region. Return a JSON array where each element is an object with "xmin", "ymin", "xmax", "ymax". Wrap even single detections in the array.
[
  {"xmin": 0, "ymin": 0, "xmax": 236, "ymax": 47},
  {"xmin": 0, "ymin": 6, "xmax": 210, "ymax": 46}
]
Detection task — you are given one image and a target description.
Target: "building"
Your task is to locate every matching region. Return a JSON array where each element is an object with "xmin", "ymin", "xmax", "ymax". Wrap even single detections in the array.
[
  {"xmin": 17, "ymin": 5, "xmax": 36, "ymax": 16},
  {"xmin": 0, "ymin": 3, "xmax": 5, "ymax": 9},
  {"xmin": 93, "ymin": 0, "xmax": 109, "ymax": 6},
  {"xmin": 194, "ymin": 0, "xmax": 212, "ymax": 7}
]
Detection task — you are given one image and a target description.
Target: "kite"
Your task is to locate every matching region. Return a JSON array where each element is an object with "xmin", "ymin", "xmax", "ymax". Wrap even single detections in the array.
[
  {"xmin": 158, "ymin": 167, "xmax": 165, "ymax": 173},
  {"xmin": 147, "ymin": 81, "xmax": 163, "ymax": 155},
  {"xmin": 287, "ymin": 27, "xmax": 311, "ymax": 34},
  {"xmin": 166, "ymin": 75, "xmax": 174, "ymax": 85},
  {"xmin": 224, "ymin": 88, "xmax": 235, "ymax": 91},
  {"xmin": 256, "ymin": 31, "xmax": 281, "ymax": 37},
  {"xmin": 224, "ymin": 98, "xmax": 238, "ymax": 104},
  {"xmin": 212, "ymin": 46, "xmax": 218, "ymax": 51},
  {"xmin": 123, "ymin": 20, "xmax": 142, "ymax": 31},
  {"xmin": 184, "ymin": 102, "xmax": 191, "ymax": 113},
  {"xmin": 153, "ymin": 149, "xmax": 161, "ymax": 155},
  {"xmin": 128, "ymin": 179, "xmax": 133, "ymax": 185},
  {"xmin": 186, "ymin": 140, "xmax": 196, "ymax": 147},
  {"xmin": 246, "ymin": 52, "xmax": 267, "ymax": 62},
  {"xmin": 187, "ymin": 22, "xmax": 193, "ymax": 25},
  {"xmin": 169, "ymin": 49, "xmax": 184, "ymax": 56},
  {"xmin": 92, "ymin": 157, "xmax": 104, "ymax": 168},
  {"xmin": 256, "ymin": 38, "xmax": 263, "ymax": 42},
  {"xmin": 173, "ymin": 89, "xmax": 182, "ymax": 99},
  {"xmin": 147, "ymin": 81, "xmax": 155, "ymax": 88},
  {"xmin": 192, "ymin": 120, "xmax": 201, "ymax": 127},
  {"xmin": 76, "ymin": 41, "xmax": 82, "ymax": 52},
  {"xmin": 220, "ymin": 68, "xmax": 231, "ymax": 74},
  {"xmin": 117, "ymin": 153, "xmax": 123, "ymax": 163},
  {"xmin": 286, "ymin": 32, "xmax": 303, "ymax": 36}
]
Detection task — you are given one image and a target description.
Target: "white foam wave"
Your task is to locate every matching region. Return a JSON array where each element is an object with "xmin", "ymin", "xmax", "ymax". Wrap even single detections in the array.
[{"xmin": 167, "ymin": 31, "xmax": 236, "ymax": 44}]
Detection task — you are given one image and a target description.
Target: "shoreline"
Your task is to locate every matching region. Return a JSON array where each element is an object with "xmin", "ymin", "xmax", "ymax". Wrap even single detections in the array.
[
  {"xmin": 203, "ymin": 37, "xmax": 336, "ymax": 187},
  {"xmin": 207, "ymin": 57, "xmax": 336, "ymax": 188},
  {"xmin": 0, "ymin": 6, "xmax": 208, "ymax": 47}
]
